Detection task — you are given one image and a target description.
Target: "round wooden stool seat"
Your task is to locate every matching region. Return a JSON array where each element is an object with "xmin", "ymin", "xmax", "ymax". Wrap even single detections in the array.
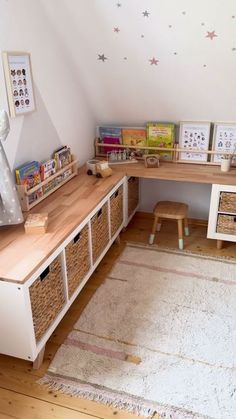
[{"xmin": 149, "ymin": 201, "xmax": 189, "ymax": 250}]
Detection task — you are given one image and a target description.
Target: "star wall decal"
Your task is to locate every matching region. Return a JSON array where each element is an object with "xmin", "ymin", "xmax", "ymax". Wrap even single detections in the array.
[
  {"xmin": 206, "ymin": 31, "xmax": 217, "ymax": 40},
  {"xmin": 114, "ymin": 27, "xmax": 120, "ymax": 32},
  {"xmin": 141, "ymin": 34, "xmax": 144, "ymax": 38},
  {"xmin": 98, "ymin": 54, "xmax": 108, "ymax": 62},
  {"xmin": 149, "ymin": 57, "xmax": 159, "ymax": 65},
  {"xmin": 232, "ymin": 47, "xmax": 236, "ymax": 51},
  {"xmin": 117, "ymin": 2, "xmax": 121, "ymax": 7},
  {"xmin": 142, "ymin": 10, "xmax": 150, "ymax": 17}
]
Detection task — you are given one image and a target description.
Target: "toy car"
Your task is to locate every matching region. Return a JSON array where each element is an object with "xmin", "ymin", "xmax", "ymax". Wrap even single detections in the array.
[{"xmin": 86, "ymin": 160, "xmax": 113, "ymax": 178}]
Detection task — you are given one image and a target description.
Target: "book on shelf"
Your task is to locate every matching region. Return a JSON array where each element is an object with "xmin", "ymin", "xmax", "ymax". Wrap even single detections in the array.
[
  {"xmin": 53, "ymin": 146, "xmax": 72, "ymax": 170},
  {"xmin": 99, "ymin": 126, "xmax": 122, "ymax": 154},
  {"xmin": 40, "ymin": 158, "xmax": 56, "ymax": 181},
  {"xmin": 122, "ymin": 128, "xmax": 146, "ymax": 147},
  {"xmin": 15, "ymin": 161, "xmax": 41, "ymax": 189},
  {"xmin": 146, "ymin": 122, "xmax": 175, "ymax": 160}
]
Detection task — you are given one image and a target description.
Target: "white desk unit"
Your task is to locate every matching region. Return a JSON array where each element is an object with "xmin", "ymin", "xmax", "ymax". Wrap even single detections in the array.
[{"xmin": 0, "ymin": 161, "xmax": 236, "ymax": 367}]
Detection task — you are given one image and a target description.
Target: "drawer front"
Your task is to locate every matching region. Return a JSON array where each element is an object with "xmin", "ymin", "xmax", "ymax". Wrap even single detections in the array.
[
  {"xmin": 29, "ymin": 256, "xmax": 65, "ymax": 342},
  {"xmin": 65, "ymin": 224, "xmax": 90, "ymax": 298},
  {"xmin": 110, "ymin": 185, "xmax": 123, "ymax": 237},
  {"xmin": 219, "ymin": 192, "xmax": 236, "ymax": 213},
  {"xmin": 91, "ymin": 202, "xmax": 109, "ymax": 263},
  {"xmin": 217, "ymin": 214, "xmax": 236, "ymax": 235},
  {"xmin": 128, "ymin": 177, "xmax": 139, "ymax": 217}
]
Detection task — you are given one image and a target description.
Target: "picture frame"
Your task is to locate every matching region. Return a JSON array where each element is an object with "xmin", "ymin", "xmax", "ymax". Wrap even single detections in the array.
[
  {"xmin": 2, "ymin": 51, "xmax": 36, "ymax": 117},
  {"xmin": 211, "ymin": 122, "xmax": 236, "ymax": 164},
  {"xmin": 178, "ymin": 121, "xmax": 211, "ymax": 162}
]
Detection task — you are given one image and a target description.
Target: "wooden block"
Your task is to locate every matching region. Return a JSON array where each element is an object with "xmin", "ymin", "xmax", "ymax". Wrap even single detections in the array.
[{"xmin": 24, "ymin": 213, "xmax": 48, "ymax": 234}]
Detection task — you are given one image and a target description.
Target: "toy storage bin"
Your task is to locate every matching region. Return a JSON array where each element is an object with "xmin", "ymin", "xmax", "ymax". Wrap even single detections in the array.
[
  {"xmin": 219, "ymin": 192, "xmax": 236, "ymax": 213},
  {"xmin": 128, "ymin": 177, "xmax": 139, "ymax": 217},
  {"xmin": 217, "ymin": 214, "xmax": 236, "ymax": 235},
  {"xmin": 29, "ymin": 256, "xmax": 65, "ymax": 342},
  {"xmin": 110, "ymin": 185, "xmax": 123, "ymax": 237},
  {"xmin": 91, "ymin": 202, "xmax": 109, "ymax": 263},
  {"xmin": 65, "ymin": 224, "xmax": 90, "ymax": 298}
]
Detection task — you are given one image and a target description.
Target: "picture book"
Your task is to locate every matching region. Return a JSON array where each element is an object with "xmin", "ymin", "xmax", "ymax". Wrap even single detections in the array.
[
  {"xmin": 122, "ymin": 128, "xmax": 146, "ymax": 147},
  {"xmin": 99, "ymin": 127, "xmax": 122, "ymax": 154},
  {"xmin": 146, "ymin": 122, "xmax": 175, "ymax": 160},
  {"xmin": 40, "ymin": 158, "xmax": 56, "ymax": 180},
  {"xmin": 178, "ymin": 121, "xmax": 211, "ymax": 162},
  {"xmin": 15, "ymin": 161, "xmax": 41, "ymax": 189},
  {"xmin": 54, "ymin": 146, "xmax": 71, "ymax": 169}
]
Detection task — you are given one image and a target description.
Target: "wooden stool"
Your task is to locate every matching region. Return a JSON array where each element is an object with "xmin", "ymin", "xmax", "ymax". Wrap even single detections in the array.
[{"xmin": 149, "ymin": 201, "xmax": 189, "ymax": 250}]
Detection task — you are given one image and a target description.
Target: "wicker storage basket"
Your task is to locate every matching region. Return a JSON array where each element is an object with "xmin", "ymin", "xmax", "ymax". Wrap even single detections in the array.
[
  {"xmin": 65, "ymin": 224, "xmax": 90, "ymax": 298},
  {"xmin": 29, "ymin": 256, "xmax": 65, "ymax": 342},
  {"xmin": 219, "ymin": 192, "xmax": 236, "ymax": 213},
  {"xmin": 110, "ymin": 186, "xmax": 123, "ymax": 237},
  {"xmin": 91, "ymin": 202, "xmax": 109, "ymax": 263},
  {"xmin": 217, "ymin": 214, "xmax": 236, "ymax": 235},
  {"xmin": 128, "ymin": 177, "xmax": 139, "ymax": 217}
]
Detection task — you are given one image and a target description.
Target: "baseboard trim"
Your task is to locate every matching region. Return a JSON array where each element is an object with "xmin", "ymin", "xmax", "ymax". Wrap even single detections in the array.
[{"xmin": 135, "ymin": 211, "xmax": 208, "ymax": 227}]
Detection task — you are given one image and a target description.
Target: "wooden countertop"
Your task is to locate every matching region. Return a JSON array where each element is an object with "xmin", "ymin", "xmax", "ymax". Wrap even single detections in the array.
[
  {"xmin": 1, "ymin": 161, "xmax": 236, "ymax": 284},
  {"xmin": 111, "ymin": 161, "xmax": 236, "ymax": 185},
  {"xmin": 0, "ymin": 170, "xmax": 124, "ymax": 284}
]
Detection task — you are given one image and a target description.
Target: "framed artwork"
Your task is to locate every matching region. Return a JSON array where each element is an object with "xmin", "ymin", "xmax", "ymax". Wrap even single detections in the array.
[
  {"xmin": 211, "ymin": 122, "xmax": 236, "ymax": 164},
  {"xmin": 178, "ymin": 121, "xmax": 211, "ymax": 162},
  {"xmin": 2, "ymin": 51, "xmax": 36, "ymax": 117}
]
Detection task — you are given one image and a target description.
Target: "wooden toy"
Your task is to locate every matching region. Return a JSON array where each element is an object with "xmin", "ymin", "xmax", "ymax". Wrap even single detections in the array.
[
  {"xmin": 24, "ymin": 213, "xmax": 48, "ymax": 234},
  {"xmin": 143, "ymin": 154, "xmax": 160, "ymax": 168}
]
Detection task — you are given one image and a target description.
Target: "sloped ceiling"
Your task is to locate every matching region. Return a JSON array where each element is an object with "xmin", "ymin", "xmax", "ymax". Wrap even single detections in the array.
[{"xmin": 41, "ymin": 0, "xmax": 236, "ymax": 125}]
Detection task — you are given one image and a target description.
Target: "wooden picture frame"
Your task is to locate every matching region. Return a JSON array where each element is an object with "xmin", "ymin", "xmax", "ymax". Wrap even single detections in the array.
[
  {"xmin": 211, "ymin": 122, "xmax": 236, "ymax": 164},
  {"xmin": 178, "ymin": 121, "xmax": 211, "ymax": 162},
  {"xmin": 2, "ymin": 51, "xmax": 36, "ymax": 117}
]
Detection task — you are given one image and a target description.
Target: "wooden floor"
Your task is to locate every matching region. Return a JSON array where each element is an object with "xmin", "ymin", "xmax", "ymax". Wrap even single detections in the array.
[{"xmin": 1, "ymin": 212, "xmax": 236, "ymax": 419}]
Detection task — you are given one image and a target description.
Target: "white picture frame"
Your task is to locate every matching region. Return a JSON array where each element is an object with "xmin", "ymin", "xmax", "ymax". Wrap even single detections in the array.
[
  {"xmin": 211, "ymin": 122, "xmax": 236, "ymax": 164},
  {"xmin": 2, "ymin": 51, "xmax": 36, "ymax": 117},
  {"xmin": 178, "ymin": 121, "xmax": 211, "ymax": 162}
]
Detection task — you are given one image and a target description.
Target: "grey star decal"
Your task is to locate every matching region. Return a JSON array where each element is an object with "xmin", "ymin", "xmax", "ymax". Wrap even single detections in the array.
[
  {"xmin": 98, "ymin": 54, "xmax": 108, "ymax": 62},
  {"xmin": 232, "ymin": 47, "xmax": 236, "ymax": 51},
  {"xmin": 117, "ymin": 2, "xmax": 121, "ymax": 7},
  {"xmin": 143, "ymin": 10, "xmax": 150, "ymax": 17}
]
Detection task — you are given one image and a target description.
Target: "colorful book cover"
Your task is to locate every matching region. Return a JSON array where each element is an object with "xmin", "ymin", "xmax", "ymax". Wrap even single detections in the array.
[
  {"xmin": 15, "ymin": 161, "xmax": 41, "ymax": 189},
  {"xmin": 122, "ymin": 128, "xmax": 146, "ymax": 147},
  {"xmin": 147, "ymin": 122, "xmax": 175, "ymax": 160},
  {"xmin": 54, "ymin": 146, "xmax": 71, "ymax": 169},
  {"xmin": 99, "ymin": 127, "xmax": 122, "ymax": 154}
]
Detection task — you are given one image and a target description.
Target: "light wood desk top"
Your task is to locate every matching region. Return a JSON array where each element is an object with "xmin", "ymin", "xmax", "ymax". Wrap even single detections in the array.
[
  {"xmin": 111, "ymin": 161, "xmax": 236, "ymax": 185},
  {"xmin": 0, "ymin": 170, "xmax": 124, "ymax": 284},
  {"xmin": 1, "ymin": 161, "xmax": 236, "ymax": 284}
]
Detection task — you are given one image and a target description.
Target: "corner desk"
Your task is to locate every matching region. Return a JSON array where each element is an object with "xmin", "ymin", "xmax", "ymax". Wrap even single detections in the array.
[{"xmin": 0, "ymin": 162, "xmax": 236, "ymax": 367}]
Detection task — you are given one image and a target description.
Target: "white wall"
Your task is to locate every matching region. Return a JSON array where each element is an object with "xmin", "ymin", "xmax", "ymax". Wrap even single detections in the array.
[
  {"xmin": 2, "ymin": 0, "xmax": 235, "ymax": 218},
  {"xmin": 0, "ymin": 0, "xmax": 95, "ymax": 169}
]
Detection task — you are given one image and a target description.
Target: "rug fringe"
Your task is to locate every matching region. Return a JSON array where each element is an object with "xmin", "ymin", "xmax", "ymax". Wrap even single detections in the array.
[{"xmin": 38, "ymin": 375, "xmax": 157, "ymax": 418}]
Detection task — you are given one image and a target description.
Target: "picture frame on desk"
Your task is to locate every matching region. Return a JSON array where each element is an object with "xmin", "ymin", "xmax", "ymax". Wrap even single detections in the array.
[
  {"xmin": 178, "ymin": 121, "xmax": 211, "ymax": 163},
  {"xmin": 211, "ymin": 122, "xmax": 236, "ymax": 165},
  {"xmin": 2, "ymin": 51, "xmax": 36, "ymax": 117}
]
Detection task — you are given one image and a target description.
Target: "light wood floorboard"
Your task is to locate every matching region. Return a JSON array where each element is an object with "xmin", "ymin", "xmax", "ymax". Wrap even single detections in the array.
[{"xmin": 1, "ymin": 213, "xmax": 236, "ymax": 419}]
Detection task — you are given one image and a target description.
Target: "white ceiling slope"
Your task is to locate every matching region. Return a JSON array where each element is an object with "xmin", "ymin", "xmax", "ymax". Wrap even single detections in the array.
[{"xmin": 41, "ymin": 0, "xmax": 236, "ymax": 125}]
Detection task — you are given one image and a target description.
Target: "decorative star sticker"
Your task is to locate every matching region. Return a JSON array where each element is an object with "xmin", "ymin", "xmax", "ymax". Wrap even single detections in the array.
[
  {"xmin": 206, "ymin": 31, "xmax": 217, "ymax": 40},
  {"xmin": 232, "ymin": 15, "xmax": 235, "ymax": 19},
  {"xmin": 149, "ymin": 57, "xmax": 159, "ymax": 65},
  {"xmin": 141, "ymin": 34, "xmax": 144, "ymax": 38},
  {"xmin": 114, "ymin": 27, "xmax": 120, "ymax": 32},
  {"xmin": 232, "ymin": 47, "xmax": 236, "ymax": 51},
  {"xmin": 98, "ymin": 54, "xmax": 108, "ymax": 62},
  {"xmin": 143, "ymin": 10, "xmax": 150, "ymax": 17},
  {"xmin": 117, "ymin": 2, "xmax": 121, "ymax": 7}
]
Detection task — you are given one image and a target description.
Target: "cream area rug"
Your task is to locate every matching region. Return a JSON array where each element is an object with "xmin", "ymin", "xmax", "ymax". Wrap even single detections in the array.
[{"xmin": 40, "ymin": 244, "xmax": 236, "ymax": 418}]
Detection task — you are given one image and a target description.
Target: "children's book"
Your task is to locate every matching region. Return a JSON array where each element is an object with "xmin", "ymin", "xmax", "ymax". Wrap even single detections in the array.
[
  {"xmin": 146, "ymin": 122, "xmax": 175, "ymax": 160},
  {"xmin": 54, "ymin": 146, "xmax": 71, "ymax": 170},
  {"xmin": 99, "ymin": 127, "xmax": 122, "ymax": 154},
  {"xmin": 40, "ymin": 159, "xmax": 56, "ymax": 180},
  {"xmin": 122, "ymin": 128, "xmax": 146, "ymax": 147},
  {"xmin": 15, "ymin": 161, "xmax": 41, "ymax": 189}
]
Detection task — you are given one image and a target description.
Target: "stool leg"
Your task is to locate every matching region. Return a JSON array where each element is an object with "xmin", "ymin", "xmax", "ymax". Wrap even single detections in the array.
[
  {"xmin": 156, "ymin": 218, "xmax": 161, "ymax": 232},
  {"xmin": 217, "ymin": 240, "xmax": 223, "ymax": 250},
  {"xmin": 184, "ymin": 218, "xmax": 189, "ymax": 236},
  {"xmin": 149, "ymin": 215, "xmax": 158, "ymax": 244},
  {"xmin": 177, "ymin": 219, "xmax": 184, "ymax": 250}
]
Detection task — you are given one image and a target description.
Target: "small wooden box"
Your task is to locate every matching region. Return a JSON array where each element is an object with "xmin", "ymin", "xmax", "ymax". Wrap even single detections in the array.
[
  {"xmin": 143, "ymin": 154, "xmax": 160, "ymax": 168},
  {"xmin": 24, "ymin": 213, "xmax": 48, "ymax": 234}
]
